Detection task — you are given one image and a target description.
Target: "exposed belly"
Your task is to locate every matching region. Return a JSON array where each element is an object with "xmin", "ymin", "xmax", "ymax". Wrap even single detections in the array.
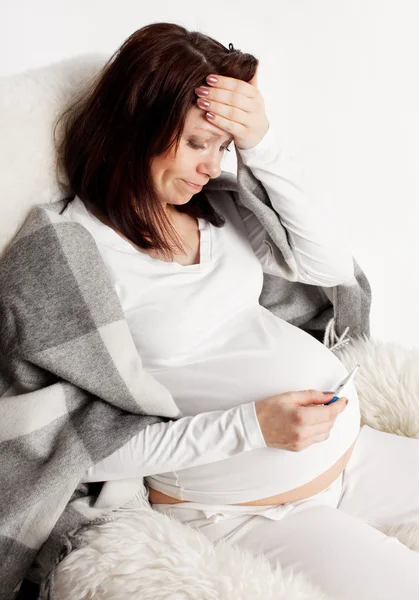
[{"xmin": 148, "ymin": 440, "xmax": 356, "ymax": 506}]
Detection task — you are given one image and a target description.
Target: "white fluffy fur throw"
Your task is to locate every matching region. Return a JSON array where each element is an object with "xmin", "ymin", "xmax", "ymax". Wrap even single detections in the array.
[{"xmin": 53, "ymin": 336, "xmax": 419, "ymax": 600}]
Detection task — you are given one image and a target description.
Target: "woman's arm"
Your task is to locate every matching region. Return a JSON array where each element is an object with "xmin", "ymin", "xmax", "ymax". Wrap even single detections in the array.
[
  {"xmin": 235, "ymin": 124, "xmax": 355, "ymax": 286},
  {"xmin": 81, "ymin": 400, "xmax": 266, "ymax": 483}
]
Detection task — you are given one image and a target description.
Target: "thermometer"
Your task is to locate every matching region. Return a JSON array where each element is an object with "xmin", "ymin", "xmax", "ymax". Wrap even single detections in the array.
[{"xmin": 324, "ymin": 364, "xmax": 360, "ymax": 406}]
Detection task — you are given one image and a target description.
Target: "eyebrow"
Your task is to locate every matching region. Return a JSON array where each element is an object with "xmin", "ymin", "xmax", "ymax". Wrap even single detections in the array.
[{"xmin": 193, "ymin": 127, "xmax": 234, "ymax": 144}]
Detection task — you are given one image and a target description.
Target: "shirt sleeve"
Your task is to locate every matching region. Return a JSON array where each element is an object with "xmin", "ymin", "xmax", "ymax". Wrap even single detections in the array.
[
  {"xmin": 80, "ymin": 401, "xmax": 266, "ymax": 483},
  {"xmin": 235, "ymin": 125, "xmax": 356, "ymax": 287}
]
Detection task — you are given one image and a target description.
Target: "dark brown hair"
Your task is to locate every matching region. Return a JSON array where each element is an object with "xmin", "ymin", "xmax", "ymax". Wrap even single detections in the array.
[{"xmin": 54, "ymin": 22, "xmax": 259, "ymax": 260}]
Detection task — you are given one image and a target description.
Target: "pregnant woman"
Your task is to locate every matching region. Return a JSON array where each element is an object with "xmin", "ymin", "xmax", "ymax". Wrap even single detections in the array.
[{"xmin": 59, "ymin": 22, "xmax": 419, "ymax": 600}]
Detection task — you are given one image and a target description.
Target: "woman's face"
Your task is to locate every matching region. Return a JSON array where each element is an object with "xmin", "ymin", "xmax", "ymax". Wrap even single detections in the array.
[{"xmin": 150, "ymin": 105, "xmax": 234, "ymax": 214}]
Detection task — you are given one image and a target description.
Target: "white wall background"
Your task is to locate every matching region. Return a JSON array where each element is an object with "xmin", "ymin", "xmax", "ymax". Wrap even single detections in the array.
[{"xmin": 1, "ymin": 0, "xmax": 419, "ymax": 349}]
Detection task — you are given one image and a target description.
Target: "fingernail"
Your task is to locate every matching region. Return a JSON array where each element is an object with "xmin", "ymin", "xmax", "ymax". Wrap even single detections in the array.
[
  {"xmin": 322, "ymin": 391, "xmax": 335, "ymax": 395},
  {"xmin": 345, "ymin": 399, "xmax": 349, "ymax": 405},
  {"xmin": 207, "ymin": 76, "xmax": 218, "ymax": 84}
]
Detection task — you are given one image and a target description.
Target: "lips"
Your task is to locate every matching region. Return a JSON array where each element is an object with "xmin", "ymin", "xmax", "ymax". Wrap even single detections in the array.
[{"xmin": 183, "ymin": 180, "xmax": 203, "ymax": 190}]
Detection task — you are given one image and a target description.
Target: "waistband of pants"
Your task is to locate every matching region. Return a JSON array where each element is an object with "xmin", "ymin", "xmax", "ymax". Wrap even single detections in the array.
[{"xmin": 151, "ymin": 472, "xmax": 344, "ymax": 523}]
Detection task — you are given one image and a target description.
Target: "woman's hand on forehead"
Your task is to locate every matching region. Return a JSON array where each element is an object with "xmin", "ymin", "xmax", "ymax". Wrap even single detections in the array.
[{"xmin": 194, "ymin": 70, "xmax": 270, "ymax": 151}]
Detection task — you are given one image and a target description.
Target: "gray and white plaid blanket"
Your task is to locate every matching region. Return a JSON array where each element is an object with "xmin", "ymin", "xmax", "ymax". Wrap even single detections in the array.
[{"xmin": 0, "ymin": 153, "xmax": 371, "ymax": 599}]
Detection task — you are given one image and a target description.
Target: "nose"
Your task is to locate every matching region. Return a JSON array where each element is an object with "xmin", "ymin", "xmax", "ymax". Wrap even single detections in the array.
[{"xmin": 197, "ymin": 151, "xmax": 222, "ymax": 179}]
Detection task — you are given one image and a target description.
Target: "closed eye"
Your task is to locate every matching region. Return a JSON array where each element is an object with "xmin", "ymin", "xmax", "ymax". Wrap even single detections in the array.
[{"xmin": 187, "ymin": 141, "xmax": 231, "ymax": 152}]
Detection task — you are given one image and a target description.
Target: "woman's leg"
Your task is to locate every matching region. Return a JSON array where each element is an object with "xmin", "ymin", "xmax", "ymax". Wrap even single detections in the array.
[
  {"xmin": 218, "ymin": 502, "xmax": 419, "ymax": 600},
  {"xmin": 153, "ymin": 490, "xmax": 419, "ymax": 600},
  {"xmin": 337, "ymin": 424, "xmax": 419, "ymax": 527}
]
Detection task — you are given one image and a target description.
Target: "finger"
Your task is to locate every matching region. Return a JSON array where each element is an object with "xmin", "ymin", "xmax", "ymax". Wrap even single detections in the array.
[
  {"xmin": 197, "ymin": 98, "xmax": 249, "ymax": 128},
  {"xmin": 300, "ymin": 398, "xmax": 346, "ymax": 426},
  {"xmin": 203, "ymin": 108, "xmax": 248, "ymax": 139},
  {"xmin": 196, "ymin": 86, "xmax": 252, "ymax": 112},
  {"xmin": 206, "ymin": 74, "xmax": 257, "ymax": 99},
  {"xmin": 293, "ymin": 389, "xmax": 335, "ymax": 406},
  {"xmin": 298, "ymin": 425, "xmax": 332, "ymax": 449},
  {"xmin": 305, "ymin": 421, "xmax": 334, "ymax": 438}
]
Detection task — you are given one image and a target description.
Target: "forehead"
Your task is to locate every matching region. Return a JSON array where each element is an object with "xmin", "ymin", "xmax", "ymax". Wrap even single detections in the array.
[
  {"xmin": 185, "ymin": 106, "xmax": 234, "ymax": 143},
  {"xmin": 192, "ymin": 127, "xmax": 234, "ymax": 144}
]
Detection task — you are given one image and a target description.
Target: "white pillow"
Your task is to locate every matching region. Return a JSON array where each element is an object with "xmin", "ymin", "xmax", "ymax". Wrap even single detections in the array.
[{"xmin": 0, "ymin": 53, "xmax": 108, "ymax": 255}]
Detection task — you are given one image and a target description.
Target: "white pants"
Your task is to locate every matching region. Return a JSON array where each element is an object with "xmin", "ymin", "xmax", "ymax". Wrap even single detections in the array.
[{"xmin": 151, "ymin": 425, "xmax": 419, "ymax": 599}]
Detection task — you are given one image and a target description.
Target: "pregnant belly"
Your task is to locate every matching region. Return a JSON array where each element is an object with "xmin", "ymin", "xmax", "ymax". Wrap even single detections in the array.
[
  {"xmin": 148, "ymin": 440, "xmax": 356, "ymax": 506},
  {"xmin": 146, "ymin": 306, "xmax": 359, "ymax": 506}
]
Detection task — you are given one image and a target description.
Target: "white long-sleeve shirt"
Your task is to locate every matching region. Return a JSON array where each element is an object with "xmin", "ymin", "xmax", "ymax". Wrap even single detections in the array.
[
  {"xmin": 65, "ymin": 124, "xmax": 360, "ymax": 504},
  {"xmin": 233, "ymin": 126, "xmax": 355, "ymax": 286}
]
